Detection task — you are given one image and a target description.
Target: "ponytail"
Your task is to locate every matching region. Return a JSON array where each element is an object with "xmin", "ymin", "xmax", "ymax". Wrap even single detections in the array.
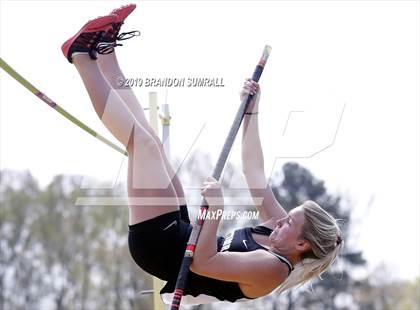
[{"xmin": 277, "ymin": 200, "xmax": 343, "ymax": 292}]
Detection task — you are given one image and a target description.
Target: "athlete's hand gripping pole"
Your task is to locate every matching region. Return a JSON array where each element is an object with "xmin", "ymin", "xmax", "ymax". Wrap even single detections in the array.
[{"xmin": 170, "ymin": 45, "xmax": 272, "ymax": 309}]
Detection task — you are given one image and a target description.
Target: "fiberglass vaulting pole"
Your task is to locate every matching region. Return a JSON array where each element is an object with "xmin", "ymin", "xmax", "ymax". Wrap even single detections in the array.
[{"xmin": 170, "ymin": 45, "xmax": 272, "ymax": 309}]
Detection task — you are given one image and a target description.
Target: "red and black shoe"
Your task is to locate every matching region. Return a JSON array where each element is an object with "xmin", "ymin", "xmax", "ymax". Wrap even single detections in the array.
[
  {"xmin": 96, "ymin": 4, "xmax": 140, "ymax": 55},
  {"xmin": 61, "ymin": 14, "xmax": 117, "ymax": 63}
]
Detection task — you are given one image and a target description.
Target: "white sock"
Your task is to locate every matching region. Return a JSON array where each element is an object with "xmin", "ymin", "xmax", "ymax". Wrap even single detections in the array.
[{"xmin": 71, "ymin": 52, "xmax": 89, "ymax": 61}]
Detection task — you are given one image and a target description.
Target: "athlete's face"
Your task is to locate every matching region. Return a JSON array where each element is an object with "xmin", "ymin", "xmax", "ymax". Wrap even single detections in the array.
[{"xmin": 269, "ymin": 206, "xmax": 310, "ymax": 255}]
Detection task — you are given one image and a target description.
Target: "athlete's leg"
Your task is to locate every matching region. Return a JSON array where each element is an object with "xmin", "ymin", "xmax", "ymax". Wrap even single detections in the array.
[
  {"xmin": 72, "ymin": 53, "xmax": 179, "ymax": 224},
  {"xmin": 97, "ymin": 53, "xmax": 187, "ymax": 206}
]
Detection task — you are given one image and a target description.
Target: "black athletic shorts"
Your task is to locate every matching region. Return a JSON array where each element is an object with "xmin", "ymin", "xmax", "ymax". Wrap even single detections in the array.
[{"xmin": 128, "ymin": 210, "xmax": 192, "ymax": 282}]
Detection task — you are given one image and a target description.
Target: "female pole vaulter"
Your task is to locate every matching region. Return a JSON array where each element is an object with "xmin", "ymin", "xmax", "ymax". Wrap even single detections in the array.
[{"xmin": 61, "ymin": 4, "xmax": 343, "ymax": 306}]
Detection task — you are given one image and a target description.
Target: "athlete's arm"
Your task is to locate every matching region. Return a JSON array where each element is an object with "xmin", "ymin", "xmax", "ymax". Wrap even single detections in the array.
[
  {"xmin": 191, "ymin": 176, "xmax": 224, "ymax": 262},
  {"xmin": 241, "ymin": 80, "xmax": 287, "ymax": 223},
  {"xmin": 190, "ymin": 177, "xmax": 288, "ymax": 294},
  {"xmin": 192, "ymin": 249, "xmax": 288, "ymax": 296}
]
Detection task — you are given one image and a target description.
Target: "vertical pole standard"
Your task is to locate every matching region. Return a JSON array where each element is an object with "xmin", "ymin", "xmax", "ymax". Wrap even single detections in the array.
[
  {"xmin": 159, "ymin": 92, "xmax": 171, "ymax": 309},
  {"xmin": 170, "ymin": 45, "xmax": 272, "ymax": 310},
  {"xmin": 149, "ymin": 92, "xmax": 159, "ymax": 136},
  {"xmin": 147, "ymin": 92, "xmax": 167, "ymax": 310},
  {"xmin": 161, "ymin": 91, "xmax": 171, "ymax": 159}
]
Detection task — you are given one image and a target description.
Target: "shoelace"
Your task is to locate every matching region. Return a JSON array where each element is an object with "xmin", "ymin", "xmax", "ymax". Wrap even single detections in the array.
[
  {"xmin": 116, "ymin": 30, "xmax": 140, "ymax": 41},
  {"xmin": 95, "ymin": 30, "xmax": 140, "ymax": 54},
  {"xmin": 76, "ymin": 32, "xmax": 102, "ymax": 49},
  {"xmin": 96, "ymin": 42, "xmax": 122, "ymax": 55}
]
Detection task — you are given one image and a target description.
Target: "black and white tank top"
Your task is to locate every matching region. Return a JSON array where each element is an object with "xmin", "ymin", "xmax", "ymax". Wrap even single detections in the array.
[
  {"xmin": 220, "ymin": 225, "xmax": 294, "ymax": 273},
  {"xmin": 161, "ymin": 225, "xmax": 293, "ymax": 305}
]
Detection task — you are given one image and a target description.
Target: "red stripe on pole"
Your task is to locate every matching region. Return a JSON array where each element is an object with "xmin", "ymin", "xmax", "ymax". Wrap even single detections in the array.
[
  {"xmin": 171, "ymin": 288, "xmax": 184, "ymax": 307},
  {"xmin": 36, "ymin": 92, "xmax": 57, "ymax": 108},
  {"xmin": 186, "ymin": 244, "xmax": 196, "ymax": 253}
]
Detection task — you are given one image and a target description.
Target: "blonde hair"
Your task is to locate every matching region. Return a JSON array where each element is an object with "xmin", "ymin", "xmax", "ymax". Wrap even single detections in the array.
[{"xmin": 277, "ymin": 200, "xmax": 343, "ymax": 293}]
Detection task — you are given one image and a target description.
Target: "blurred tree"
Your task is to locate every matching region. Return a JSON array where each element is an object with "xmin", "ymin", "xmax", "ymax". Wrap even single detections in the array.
[
  {"xmin": 268, "ymin": 162, "xmax": 366, "ymax": 310},
  {"xmin": 0, "ymin": 170, "xmax": 151, "ymax": 310},
  {"xmin": 352, "ymin": 265, "xmax": 420, "ymax": 310},
  {"xmin": 395, "ymin": 277, "xmax": 420, "ymax": 310},
  {"xmin": 0, "ymin": 170, "xmax": 44, "ymax": 309}
]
